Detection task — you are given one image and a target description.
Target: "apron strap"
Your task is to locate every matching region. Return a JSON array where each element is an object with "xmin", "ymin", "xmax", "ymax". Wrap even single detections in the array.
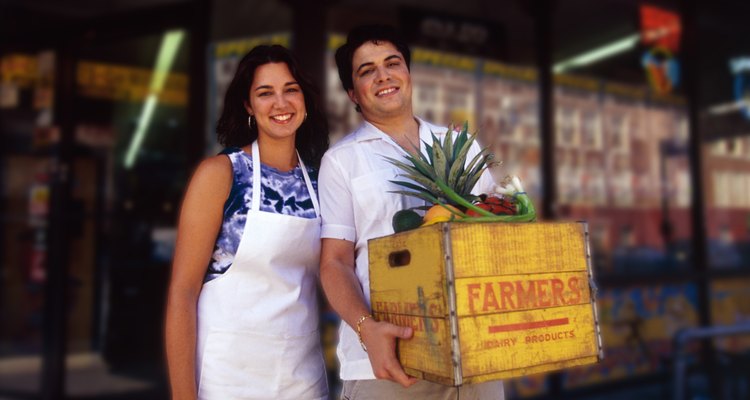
[
  {"xmin": 296, "ymin": 154, "xmax": 320, "ymax": 217},
  {"xmin": 251, "ymin": 141, "xmax": 262, "ymax": 212},
  {"xmin": 252, "ymin": 140, "xmax": 320, "ymax": 217}
]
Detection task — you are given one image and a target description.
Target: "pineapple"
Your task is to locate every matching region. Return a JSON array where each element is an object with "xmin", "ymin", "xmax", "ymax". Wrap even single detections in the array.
[{"xmin": 384, "ymin": 122, "xmax": 536, "ymax": 223}]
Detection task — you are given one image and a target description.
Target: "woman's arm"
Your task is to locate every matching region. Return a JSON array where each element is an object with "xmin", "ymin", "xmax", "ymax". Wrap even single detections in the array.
[{"xmin": 165, "ymin": 155, "xmax": 231, "ymax": 400}]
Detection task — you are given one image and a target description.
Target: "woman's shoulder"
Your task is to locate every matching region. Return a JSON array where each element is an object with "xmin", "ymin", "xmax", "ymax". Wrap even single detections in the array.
[
  {"xmin": 193, "ymin": 154, "xmax": 233, "ymax": 182},
  {"xmin": 181, "ymin": 154, "xmax": 233, "ymax": 208}
]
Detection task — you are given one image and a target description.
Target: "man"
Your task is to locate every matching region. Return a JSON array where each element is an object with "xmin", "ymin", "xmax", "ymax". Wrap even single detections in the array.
[{"xmin": 318, "ymin": 25, "xmax": 504, "ymax": 399}]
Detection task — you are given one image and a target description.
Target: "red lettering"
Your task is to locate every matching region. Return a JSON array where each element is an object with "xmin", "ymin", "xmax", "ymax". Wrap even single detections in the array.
[
  {"xmin": 551, "ymin": 278, "xmax": 565, "ymax": 306},
  {"xmin": 499, "ymin": 282, "xmax": 515, "ymax": 310},
  {"xmin": 483, "ymin": 282, "xmax": 500, "ymax": 312},
  {"xmin": 536, "ymin": 280, "xmax": 550, "ymax": 306},
  {"xmin": 467, "ymin": 283, "xmax": 481, "ymax": 313},
  {"xmin": 515, "ymin": 280, "xmax": 536, "ymax": 308},
  {"xmin": 468, "ymin": 277, "xmax": 588, "ymax": 313}
]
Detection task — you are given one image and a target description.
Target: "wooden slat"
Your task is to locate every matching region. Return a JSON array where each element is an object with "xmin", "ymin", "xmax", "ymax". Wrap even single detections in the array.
[{"xmin": 450, "ymin": 222, "xmax": 588, "ymax": 277}]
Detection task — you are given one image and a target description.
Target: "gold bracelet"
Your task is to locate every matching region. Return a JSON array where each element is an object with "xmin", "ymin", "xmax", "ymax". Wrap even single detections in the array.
[{"xmin": 356, "ymin": 314, "xmax": 374, "ymax": 352}]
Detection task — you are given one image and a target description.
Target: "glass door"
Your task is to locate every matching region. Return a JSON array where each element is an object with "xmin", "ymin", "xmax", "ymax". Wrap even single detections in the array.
[{"xmin": 0, "ymin": 21, "xmax": 194, "ymax": 398}]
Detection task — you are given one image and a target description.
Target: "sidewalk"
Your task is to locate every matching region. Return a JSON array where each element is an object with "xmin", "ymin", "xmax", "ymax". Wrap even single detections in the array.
[{"xmin": 0, "ymin": 352, "xmax": 166, "ymax": 399}]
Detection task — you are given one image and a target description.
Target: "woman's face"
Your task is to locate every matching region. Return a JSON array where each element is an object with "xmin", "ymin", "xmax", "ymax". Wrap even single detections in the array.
[{"xmin": 244, "ymin": 62, "xmax": 306, "ymax": 142}]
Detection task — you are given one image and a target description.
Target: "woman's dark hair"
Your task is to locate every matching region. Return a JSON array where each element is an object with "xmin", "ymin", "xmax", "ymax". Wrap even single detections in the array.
[
  {"xmin": 216, "ymin": 44, "xmax": 329, "ymax": 167},
  {"xmin": 334, "ymin": 24, "xmax": 411, "ymax": 93}
]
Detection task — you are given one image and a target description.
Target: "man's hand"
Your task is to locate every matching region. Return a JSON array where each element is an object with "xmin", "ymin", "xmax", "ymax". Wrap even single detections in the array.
[
  {"xmin": 360, "ymin": 318, "xmax": 419, "ymax": 388},
  {"xmin": 319, "ymin": 238, "xmax": 419, "ymax": 388}
]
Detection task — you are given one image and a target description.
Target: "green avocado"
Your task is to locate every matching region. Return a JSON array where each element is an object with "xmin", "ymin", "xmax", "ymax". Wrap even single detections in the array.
[{"xmin": 392, "ymin": 209, "xmax": 423, "ymax": 233}]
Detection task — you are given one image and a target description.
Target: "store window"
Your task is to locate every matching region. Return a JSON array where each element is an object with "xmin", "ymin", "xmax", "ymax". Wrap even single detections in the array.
[
  {"xmin": 1, "ymin": 49, "xmax": 56, "ymax": 394},
  {"xmin": 0, "ymin": 26, "xmax": 190, "ymax": 397},
  {"xmin": 75, "ymin": 31, "xmax": 191, "ymax": 377},
  {"xmin": 551, "ymin": 0, "xmax": 699, "ymax": 391},
  {"xmin": 701, "ymin": 25, "xmax": 750, "ymax": 274},
  {"xmin": 697, "ymin": 0, "xmax": 750, "ymax": 372}
]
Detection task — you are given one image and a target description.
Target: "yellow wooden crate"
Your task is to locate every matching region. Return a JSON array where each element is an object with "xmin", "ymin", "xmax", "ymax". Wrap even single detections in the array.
[{"xmin": 368, "ymin": 221, "xmax": 603, "ymax": 386}]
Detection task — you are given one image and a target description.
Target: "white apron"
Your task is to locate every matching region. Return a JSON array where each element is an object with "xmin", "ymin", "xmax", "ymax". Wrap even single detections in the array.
[{"xmin": 195, "ymin": 141, "xmax": 328, "ymax": 400}]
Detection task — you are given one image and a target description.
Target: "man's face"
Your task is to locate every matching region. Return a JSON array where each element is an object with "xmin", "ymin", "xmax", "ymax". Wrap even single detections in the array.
[{"xmin": 348, "ymin": 41, "xmax": 412, "ymax": 121}]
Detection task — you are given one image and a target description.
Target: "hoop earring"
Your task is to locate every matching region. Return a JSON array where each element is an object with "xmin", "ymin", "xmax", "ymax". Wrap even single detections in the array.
[
  {"xmin": 248, "ymin": 115, "xmax": 256, "ymax": 130},
  {"xmin": 304, "ymin": 112, "xmax": 308, "ymax": 121}
]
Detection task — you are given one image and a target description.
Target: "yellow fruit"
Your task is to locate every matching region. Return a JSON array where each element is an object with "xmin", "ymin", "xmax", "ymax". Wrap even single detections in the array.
[{"xmin": 422, "ymin": 204, "xmax": 461, "ymax": 226}]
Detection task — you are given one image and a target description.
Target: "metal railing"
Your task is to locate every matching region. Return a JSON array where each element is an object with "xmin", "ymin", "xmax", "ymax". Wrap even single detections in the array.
[{"xmin": 673, "ymin": 322, "xmax": 750, "ymax": 400}]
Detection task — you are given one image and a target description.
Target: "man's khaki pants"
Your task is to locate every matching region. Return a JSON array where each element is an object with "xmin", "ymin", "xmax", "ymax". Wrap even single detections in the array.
[{"xmin": 340, "ymin": 379, "xmax": 505, "ymax": 400}]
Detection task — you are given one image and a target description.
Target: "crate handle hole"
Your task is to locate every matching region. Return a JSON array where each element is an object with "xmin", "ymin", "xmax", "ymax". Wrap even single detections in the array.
[{"xmin": 388, "ymin": 250, "xmax": 411, "ymax": 267}]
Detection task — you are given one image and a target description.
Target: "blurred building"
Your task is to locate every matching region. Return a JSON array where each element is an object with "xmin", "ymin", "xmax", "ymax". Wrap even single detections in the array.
[{"xmin": 0, "ymin": 0, "xmax": 749, "ymax": 399}]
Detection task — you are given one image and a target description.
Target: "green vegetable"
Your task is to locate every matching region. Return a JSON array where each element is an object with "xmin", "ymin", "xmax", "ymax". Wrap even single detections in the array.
[{"xmin": 392, "ymin": 209, "xmax": 423, "ymax": 233}]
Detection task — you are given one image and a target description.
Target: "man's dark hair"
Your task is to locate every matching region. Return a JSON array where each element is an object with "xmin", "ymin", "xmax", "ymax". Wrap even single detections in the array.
[
  {"xmin": 334, "ymin": 24, "xmax": 411, "ymax": 93},
  {"xmin": 216, "ymin": 44, "xmax": 329, "ymax": 167}
]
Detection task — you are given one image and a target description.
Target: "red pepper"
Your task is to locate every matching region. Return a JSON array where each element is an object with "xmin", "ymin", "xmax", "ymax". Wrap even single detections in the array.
[{"xmin": 466, "ymin": 196, "xmax": 517, "ymax": 217}]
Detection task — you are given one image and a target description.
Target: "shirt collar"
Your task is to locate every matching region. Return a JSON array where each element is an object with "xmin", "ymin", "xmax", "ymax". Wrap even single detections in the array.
[{"xmin": 354, "ymin": 116, "xmax": 438, "ymax": 146}]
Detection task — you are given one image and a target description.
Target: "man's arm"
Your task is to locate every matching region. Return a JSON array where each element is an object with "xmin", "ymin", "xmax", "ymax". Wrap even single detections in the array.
[{"xmin": 320, "ymin": 238, "xmax": 418, "ymax": 388}]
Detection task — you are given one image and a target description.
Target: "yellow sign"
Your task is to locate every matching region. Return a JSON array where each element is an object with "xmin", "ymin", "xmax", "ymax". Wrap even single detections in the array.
[
  {"xmin": 328, "ymin": 34, "xmax": 346, "ymax": 51},
  {"xmin": 604, "ymin": 82, "xmax": 648, "ymax": 101},
  {"xmin": 554, "ymin": 73, "xmax": 600, "ymax": 92},
  {"xmin": 76, "ymin": 61, "xmax": 188, "ymax": 106},
  {"xmin": 412, "ymin": 48, "xmax": 478, "ymax": 72},
  {"xmin": 483, "ymin": 61, "xmax": 536, "ymax": 82},
  {"xmin": 1, "ymin": 54, "xmax": 38, "ymax": 87},
  {"xmin": 214, "ymin": 33, "xmax": 291, "ymax": 59}
]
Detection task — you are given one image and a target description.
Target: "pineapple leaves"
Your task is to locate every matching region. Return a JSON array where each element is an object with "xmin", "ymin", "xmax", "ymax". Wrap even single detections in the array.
[
  {"xmin": 383, "ymin": 123, "xmax": 510, "ymax": 214},
  {"xmin": 389, "ymin": 190, "xmax": 441, "ymax": 205},
  {"xmin": 382, "ymin": 121, "xmax": 537, "ymax": 224},
  {"xmin": 390, "ymin": 178, "xmax": 440, "ymax": 196},
  {"xmin": 394, "ymin": 174, "xmax": 442, "ymax": 194},
  {"xmin": 430, "ymin": 131, "xmax": 448, "ymax": 183},
  {"xmin": 443, "ymin": 127, "xmax": 454, "ymax": 167},
  {"xmin": 453, "ymin": 125, "xmax": 469, "ymax": 160},
  {"xmin": 456, "ymin": 148, "xmax": 488, "ymax": 194},
  {"xmin": 447, "ymin": 130, "xmax": 477, "ymax": 188},
  {"xmin": 383, "ymin": 155, "xmax": 434, "ymax": 180}
]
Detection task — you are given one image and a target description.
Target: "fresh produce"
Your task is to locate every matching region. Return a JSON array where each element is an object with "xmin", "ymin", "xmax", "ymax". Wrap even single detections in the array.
[
  {"xmin": 392, "ymin": 209, "xmax": 423, "ymax": 233},
  {"xmin": 384, "ymin": 122, "xmax": 536, "ymax": 230},
  {"xmin": 383, "ymin": 122, "xmax": 486, "ymax": 214},
  {"xmin": 422, "ymin": 204, "xmax": 462, "ymax": 226},
  {"xmin": 466, "ymin": 194, "xmax": 517, "ymax": 217}
]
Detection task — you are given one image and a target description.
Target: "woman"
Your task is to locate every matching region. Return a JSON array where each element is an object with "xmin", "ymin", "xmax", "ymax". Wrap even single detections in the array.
[{"xmin": 165, "ymin": 45, "xmax": 329, "ymax": 400}]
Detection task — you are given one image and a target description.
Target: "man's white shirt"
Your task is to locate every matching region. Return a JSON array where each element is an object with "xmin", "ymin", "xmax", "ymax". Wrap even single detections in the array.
[{"xmin": 318, "ymin": 116, "xmax": 495, "ymax": 380}]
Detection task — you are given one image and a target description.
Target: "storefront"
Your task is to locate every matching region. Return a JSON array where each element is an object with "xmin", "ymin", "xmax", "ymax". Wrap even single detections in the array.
[{"xmin": 1, "ymin": 0, "xmax": 748, "ymax": 399}]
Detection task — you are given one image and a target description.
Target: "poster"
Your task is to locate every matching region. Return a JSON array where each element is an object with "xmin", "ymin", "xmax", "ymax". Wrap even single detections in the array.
[
  {"xmin": 711, "ymin": 278, "xmax": 750, "ymax": 353},
  {"xmin": 478, "ymin": 66, "xmax": 541, "ymax": 202},
  {"xmin": 563, "ymin": 284, "xmax": 699, "ymax": 388}
]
